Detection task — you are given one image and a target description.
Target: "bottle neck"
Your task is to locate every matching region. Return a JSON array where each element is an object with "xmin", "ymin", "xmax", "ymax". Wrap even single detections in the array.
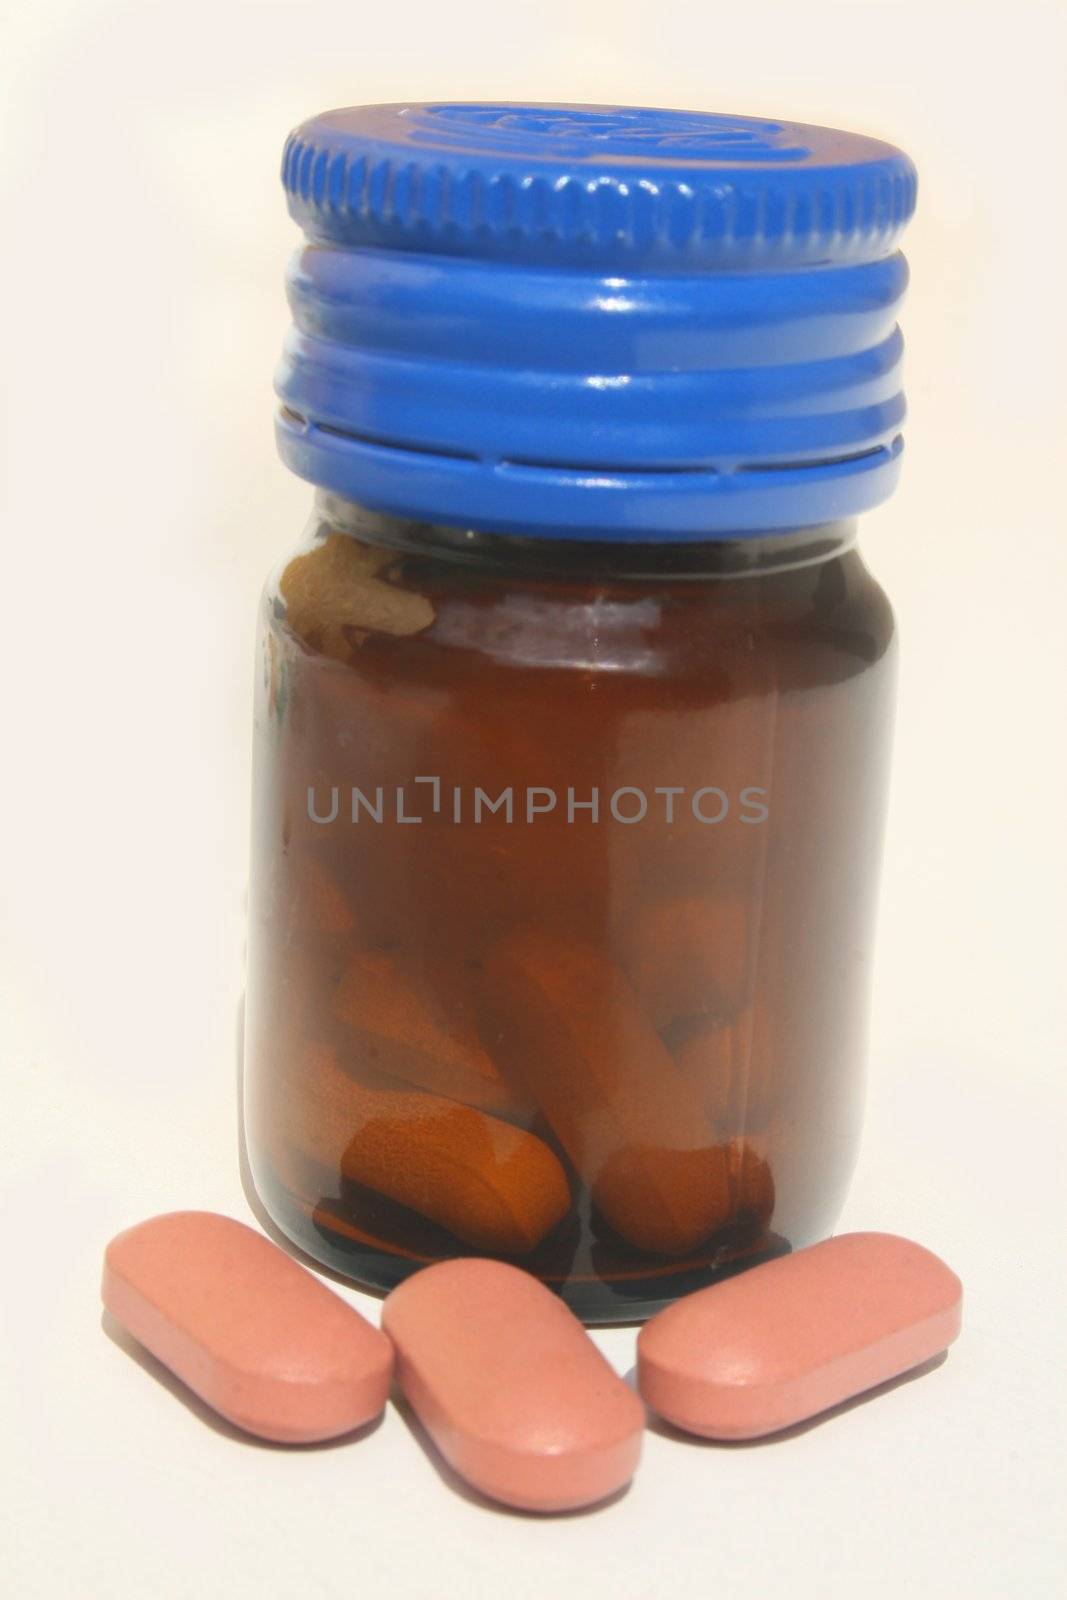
[{"xmin": 314, "ymin": 492, "xmax": 858, "ymax": 582}]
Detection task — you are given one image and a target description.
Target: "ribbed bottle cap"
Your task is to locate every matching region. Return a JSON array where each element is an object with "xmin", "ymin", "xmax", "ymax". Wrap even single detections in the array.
[
  {"xmin": 283, "ymin": 102, "xmax": 915, "ymax": 270},
  {"xmin": 276, "ymin": 102, "xmax": 917, "ymax": 539}
]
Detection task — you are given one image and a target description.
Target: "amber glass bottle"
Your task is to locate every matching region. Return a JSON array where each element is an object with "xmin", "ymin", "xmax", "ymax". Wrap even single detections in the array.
[{"xmin": 245, "ymin": 102, "xmax": 916, "ymax": 1319}]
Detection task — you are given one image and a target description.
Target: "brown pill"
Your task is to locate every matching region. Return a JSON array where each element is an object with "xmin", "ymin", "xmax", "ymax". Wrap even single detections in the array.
[
  {"xmin": 669, "ymin": 1011, "xmax": 739, "ymax": 1128},
  {"xmin": 613, "ymin": 692, "xmax": 776, "ymax": 904},
  {"xmin": 620, "ymin": 892, "xmax": 750, "ymax": 1030},
  {"xmin": 333, "ymin": 950, "xmax": 519, "ymax": 1115},
  {"xmin": 280, "ymin": 532, "xmax": 434, "ymax": 660},
  {"xmin": 738, "ymin": 1002, "xmax": 777, "ymax": 1132},
  {"xmin": 482, "ymin": 929, "xmax": 731, "ymax": 1256},
  {"xmin": 383, "ymin": 1259, "xmax": 644, "ymax": 1511},
  {"xmin": 287, "ymin": 1042, "xmax": 570, "ymax": 1253},
  {"xmin": 102, "ymin": 1212, "xmax": 393, "ymax": 1442},
  {"xmin": 637, "ymin": 1232, "xmax": 962, "ymax": 1440},
  {"xmin": 287, "ymin": 854, "xmax": 357, "ymax": 938},
  {"xmin": 724, "ymin": 1136, "xmax": 776, "ymax": 1228},
  {"xmin": 669, "ymin": 1006, "xmax": 776, "ymax": 1141}
]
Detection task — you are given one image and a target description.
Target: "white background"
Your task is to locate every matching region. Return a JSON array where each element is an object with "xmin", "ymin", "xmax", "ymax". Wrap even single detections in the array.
[{"xmin": 2, "ymin": 2, "xmax": 1065, "ymax": 1596}]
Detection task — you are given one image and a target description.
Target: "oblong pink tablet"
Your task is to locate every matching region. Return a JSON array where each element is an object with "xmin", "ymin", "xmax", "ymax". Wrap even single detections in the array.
[
  {"xmin": 383, "ymin": 1259, "xmax": 644, "ymax": 1511},
  {"xmin": 103, "ymin": 1212, "xmax": 393, "ymax": 1443},
  {"xmin": 637, "ymin": 1231, "xmax": 962, "ymax": 1440}
]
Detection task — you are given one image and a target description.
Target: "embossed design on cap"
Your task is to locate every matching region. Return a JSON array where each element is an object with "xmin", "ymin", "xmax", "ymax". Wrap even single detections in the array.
[{"xmin": 407, "ymin": 104, "xmax": 813, "ymax": 161}]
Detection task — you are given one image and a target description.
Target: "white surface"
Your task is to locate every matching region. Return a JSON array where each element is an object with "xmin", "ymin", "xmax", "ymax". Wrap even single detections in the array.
[{"xmin": 2, "ymin": 2, "xmax": 1065, "ymax": 1596}]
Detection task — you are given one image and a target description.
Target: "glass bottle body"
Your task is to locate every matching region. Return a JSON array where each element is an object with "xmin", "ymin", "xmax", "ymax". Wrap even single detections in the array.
[{"xmin": 244, "ymin": 495, "xmax": 896, "ymax": 1321}]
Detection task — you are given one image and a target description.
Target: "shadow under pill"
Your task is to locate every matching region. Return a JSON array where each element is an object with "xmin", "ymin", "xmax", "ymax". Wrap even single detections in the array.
[
  {"xmin": 100, "ymin": 1309, "xmax": 384, "ymax": 1452},
  {"xmin": 630, "ymin": 1349, "xmax": 949, "ymax": 1448},
  {"xmin": 389, "ymin": 1390, "xmax": 633, "ymax": 1518}
]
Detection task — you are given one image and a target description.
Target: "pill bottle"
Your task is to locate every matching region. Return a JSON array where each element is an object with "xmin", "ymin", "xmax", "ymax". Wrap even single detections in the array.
[{"xmin": 244, "ymin": 103, "xmax": 915, "ymax": 1321}]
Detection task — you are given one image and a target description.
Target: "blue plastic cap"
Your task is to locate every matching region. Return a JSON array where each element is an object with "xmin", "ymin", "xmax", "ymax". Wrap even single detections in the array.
[{"xmin": 275, "ymin": 103, "xmax": 917, "ymax": 540}]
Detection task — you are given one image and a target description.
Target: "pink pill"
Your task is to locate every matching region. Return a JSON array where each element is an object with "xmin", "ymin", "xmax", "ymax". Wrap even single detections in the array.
[
  {"xmin": 103, "ymin": 1211, "xmax": 393, "ymax": 1443},
  {"xmin": 637, "ymin": 1231, "xmax": 962, "ymax": 1440},
  {"xmin": 382, "ymin": 1259, "xmax": 644, "ymax": 1512}
]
